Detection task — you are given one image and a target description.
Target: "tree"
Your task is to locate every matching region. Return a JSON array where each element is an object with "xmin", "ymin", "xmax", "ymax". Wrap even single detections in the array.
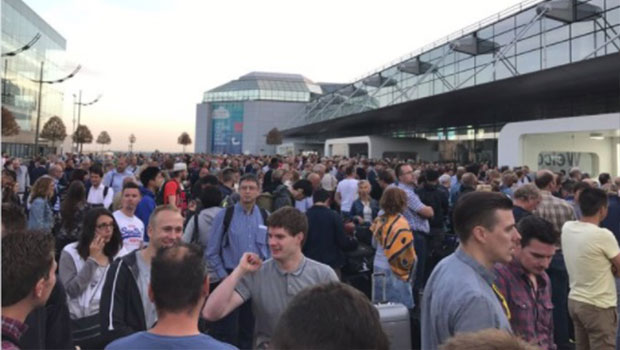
[
  {"xmin": 266, "ymin": 127, "xmax": 283, "ymax": 145},
  {"xmin": 72, "ymin": 125, "xmax": 93, "ymax": 153},
  {"xmin": 96, "ymin": 131, "xmax": 112, "ymax": 152},
  {"xmin": 177, "ymin": 132, "xmax": 192, "ymax": 153},
  {"xmin": 129, "ymin": 133, "xmax": 136, "ymax": 153},
  {"xmin": 2, "ymin": 107, "xmax": 20, "ymax": 137},
  {"xmin": 40, "ymin": 116, "xmax": 67, "ymax": 148}
]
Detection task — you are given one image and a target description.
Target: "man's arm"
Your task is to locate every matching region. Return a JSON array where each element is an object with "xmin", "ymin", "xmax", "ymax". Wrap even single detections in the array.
[
  {"xmin": 610, "ymin": 253, "xmax": 620, "ymax": 277},
  {"xmin": 164, "ymin": 181, "xmax": 178, "ymax": 209},
  {"xmin": 206, "ymin": 210, "xmax": 229, "ymax": 280},
  {"xmin": 407, "ymin": 190, "xmax": 434, "ymax": 219},
  {"xmin": 453, "ymin": 294, "xmax": 503, "ymax": 335},
  {"xmin": 202, "ymin": 253, "xmax": 261, "ymax": 321},
  {"xmin": 334, "ymin": 183, "xmax": 343, "ymax": 205},
  {"xmin": 103, "ymin": 188, "xmax": 114, "ymax": 209}
]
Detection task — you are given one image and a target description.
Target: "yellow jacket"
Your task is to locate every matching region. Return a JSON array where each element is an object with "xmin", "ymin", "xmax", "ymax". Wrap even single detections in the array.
[{"xmin": 371, "ymin": 214, "xmax": 416, "ymax": 281}]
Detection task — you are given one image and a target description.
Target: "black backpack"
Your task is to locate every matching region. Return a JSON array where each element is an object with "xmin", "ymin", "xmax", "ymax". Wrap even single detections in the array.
[{"xmin": 156, "ymin": 180, "xmax": 179, "ymax": 206}]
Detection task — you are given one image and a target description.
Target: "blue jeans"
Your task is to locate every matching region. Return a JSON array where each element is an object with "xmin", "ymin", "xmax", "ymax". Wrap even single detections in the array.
[{"xmin": 373, "ymin": 266, "xmax": 414, "ymax": 309}]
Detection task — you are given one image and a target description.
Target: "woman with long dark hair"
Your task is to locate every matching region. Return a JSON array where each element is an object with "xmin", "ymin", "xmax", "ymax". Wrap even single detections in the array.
[
  {"xmin": 58, "ymin": 208, "xmax": 124, "ymax": 349},
  {"xmin": 56, "ymin": 181, "xmax": 88, "ymax": 258}
]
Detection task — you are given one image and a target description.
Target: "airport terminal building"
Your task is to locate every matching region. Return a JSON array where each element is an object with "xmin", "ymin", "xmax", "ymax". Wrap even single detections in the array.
[
  {"xmin": 196, "ymin": 0, "xmax": 620, "ymax": 176},
  {"xmin": 2, "ymin": 0, "xmax": 69, "ymax": 157}
]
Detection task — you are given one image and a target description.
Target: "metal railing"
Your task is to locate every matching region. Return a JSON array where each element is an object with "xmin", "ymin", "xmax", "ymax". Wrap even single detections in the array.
[{"xmin": 350, "ymin": 0, "xmax": 546, "ymax": 83}]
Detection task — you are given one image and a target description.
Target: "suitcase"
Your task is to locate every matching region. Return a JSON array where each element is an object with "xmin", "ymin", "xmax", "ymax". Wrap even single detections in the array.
[{"xmin": 372, "ymin": 272, "xmax": 412, "ymax": 350}]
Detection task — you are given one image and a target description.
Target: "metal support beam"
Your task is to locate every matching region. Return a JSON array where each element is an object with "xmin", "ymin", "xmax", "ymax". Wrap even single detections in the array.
[{"xmin": 454, "ymin": 8, "xmax": 546, "ymax": 90}]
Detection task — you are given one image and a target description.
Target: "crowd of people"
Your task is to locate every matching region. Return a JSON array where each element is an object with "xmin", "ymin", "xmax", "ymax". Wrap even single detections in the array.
[{"xmin": 2, "ymin": 151, "xmax": 620, "ymax": 350}]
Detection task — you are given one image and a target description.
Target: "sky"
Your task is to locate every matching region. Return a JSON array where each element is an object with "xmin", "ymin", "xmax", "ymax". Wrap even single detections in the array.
[{"xmin": 26, "ymin": 0, "xmax": 524, "ymax": 153}]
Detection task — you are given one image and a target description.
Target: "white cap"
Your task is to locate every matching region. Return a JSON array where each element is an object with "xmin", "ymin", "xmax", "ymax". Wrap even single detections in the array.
[{"xmin": 173, "ymin": 162, "xmax": 187, "ymax": 172}]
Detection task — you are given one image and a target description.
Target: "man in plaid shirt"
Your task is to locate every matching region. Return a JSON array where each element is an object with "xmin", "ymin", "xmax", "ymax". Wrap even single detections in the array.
[
  {"xmin": 495, "ymin": 215, "xmax": 558, "ymax": 350},
  {"xmin": 533, "ymin": 169, "xmax": 576, "ymax": 350},
  {"xmin": 2, "ymin": 231, "xmax": 57, "ymax": 350}
]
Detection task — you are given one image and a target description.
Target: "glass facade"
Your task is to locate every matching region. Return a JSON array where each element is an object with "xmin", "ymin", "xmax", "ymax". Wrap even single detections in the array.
[
  {"xmin": 203, "ymin": 72, "xmax": 322, "ymax": 103},
  {"xmin": 293, "ymin": 0, "xmax": 620, "ymax": 128},
  {"xmin": 1, "ymin": 0, "xmax": 67, "ymax": 134}
]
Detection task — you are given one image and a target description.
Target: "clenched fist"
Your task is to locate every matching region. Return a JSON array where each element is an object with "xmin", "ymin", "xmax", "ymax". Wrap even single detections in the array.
[{"xmin": 238, "ymin": 252, "xmax": 262, "ymax": 274}]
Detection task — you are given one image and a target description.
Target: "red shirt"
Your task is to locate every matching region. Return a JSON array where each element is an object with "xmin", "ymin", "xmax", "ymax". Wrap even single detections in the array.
[
  {"xmin": 163, "ymin": 179, "xmax": 186, "ymax": 212},
  {"xmin": 2, "ymin": 316, "xmax": 27, "ymax": 350},
  {"xmin": 495, "ymin": 259, "xmax": 556, "ymax": 350}
]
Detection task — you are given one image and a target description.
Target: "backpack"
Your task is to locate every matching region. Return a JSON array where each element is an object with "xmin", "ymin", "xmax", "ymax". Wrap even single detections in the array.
[
  {"xmin": 156, "ymin": 180, "xmax": 179, "ymax": 206},
  {"xmin": 221, "ymin": 205, "xmax": 269, "ymax": 248},
  {"xmin": 190, "ymin": 211, "xmax": 201, "ymax": 244},
  {"xmin": 256, "ymin": 192, "xmax": 274, "ymax": 212},
  {"xmin": 85, "ymin": 185, "xmax": 112, "ymax": 211}
]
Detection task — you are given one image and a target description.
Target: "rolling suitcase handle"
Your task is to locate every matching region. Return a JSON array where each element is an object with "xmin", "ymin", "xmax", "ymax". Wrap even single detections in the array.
[{"xmin": 371, "ymin": 272, "xmax": 387, "ymax": 304}]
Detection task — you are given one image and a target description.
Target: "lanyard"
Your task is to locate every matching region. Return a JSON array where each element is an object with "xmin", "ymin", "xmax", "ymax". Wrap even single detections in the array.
[{"xmin": 492, "ymin": 283, "xmax": 512, "ymax": 321}]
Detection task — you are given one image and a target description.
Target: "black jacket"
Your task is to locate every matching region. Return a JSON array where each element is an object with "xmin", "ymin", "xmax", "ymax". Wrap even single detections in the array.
[
  {"xmin": 303, "ymin": 205, "xmax": 358, "ymax": 268},
  {"xmin": 99, "ymin": 249, "xmax": 147, "ymax": 347},
  {"xmin": 22, "ymin": 280, "xmax": 73, "ymax": 350},
  {"xmin": 416, "ymin": 183, "xmax": 449, "ymax": 229}
]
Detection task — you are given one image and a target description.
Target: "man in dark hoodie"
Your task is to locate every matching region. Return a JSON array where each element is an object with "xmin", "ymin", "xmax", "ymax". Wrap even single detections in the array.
[
  {"xmin": 135, "ymin": 167, "xmax": 163, "ymax": 242},
  {"xmin": 262, "ymin": 157, "xmax": 280, "ymax": 194},
  {"xmin": 416, "ymin": 169, "xmax": 449, "ymax": 282},
  {"xmin": 272, "ymin": 169, "xmax": 293, "ymax": 210},
  {"xmin": 100, "ymin": 205, "xmax": 184, "ymax": 347},
  {"xmin": 304, "ymin": 189, "xmax": 358, "ymax": 277}
]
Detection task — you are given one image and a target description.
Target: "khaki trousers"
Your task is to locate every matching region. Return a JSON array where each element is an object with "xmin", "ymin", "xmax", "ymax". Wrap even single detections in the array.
[{"xmin": 568, "ymin": 298, "xmax": 618, "ymax": 350}]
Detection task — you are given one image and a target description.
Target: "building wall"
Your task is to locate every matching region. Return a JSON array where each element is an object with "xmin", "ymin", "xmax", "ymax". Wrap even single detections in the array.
[
  {"xmin": 2, "ymin": 0, "xmax": 68, "ymax": 157},
  {"xmin": 325, "ymin": 135, "xmax": 440, "ymax": 160},
  {"xmin": 194, "ymin": 103, "xmax": 210, "ymax": 153},
  {"xmin": 498, "ymin": 113, "xmax": 620, "ymax": 176},
  {"xmin": 195, "ymin": 100, "xmax": 305, "ymax": 155},
  {"xmin": 242, "ymin": 101, "xmax": 305, "ymax": 155}
]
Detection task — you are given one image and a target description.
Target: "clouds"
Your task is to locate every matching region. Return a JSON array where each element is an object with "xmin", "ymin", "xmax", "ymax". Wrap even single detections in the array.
[{"xmin": 27, "ymin": 0, "xmax": 521, "ymax": 152}]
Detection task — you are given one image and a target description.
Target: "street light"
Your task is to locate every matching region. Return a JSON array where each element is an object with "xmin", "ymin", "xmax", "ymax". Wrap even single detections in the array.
[
  {"xmin": 30, "ymin": 63, "xmax": 81, "ymax": 156},
  {"xmin": 2, "ymin": 33, "xmax": 41, "ymax": 99},
  {"xmin": 2, "ymin": 33, "xmax": 41, "ymax": 57},
  {"xmin": 74, "ymin": 91, "xmax": 102, "ymax": 152}
]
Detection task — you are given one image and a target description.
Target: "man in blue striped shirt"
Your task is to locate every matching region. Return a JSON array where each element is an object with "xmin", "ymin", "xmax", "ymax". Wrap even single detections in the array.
[
  {"xmin": 206, "ymin": 174, "xmax": 269, "ymax": 349},
  {"xmin": 393, "ymin": 164, "xmax": 433, "ymax": 302}
]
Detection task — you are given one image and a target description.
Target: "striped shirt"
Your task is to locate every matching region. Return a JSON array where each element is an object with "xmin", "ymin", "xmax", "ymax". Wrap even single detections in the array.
[
  {"xmin": 394, "ymin": 183, "xmax": 430, "ymax": 233},
  {"xmin": 533, "ymin": 191, "xmax": 576, "ymax": 237}
]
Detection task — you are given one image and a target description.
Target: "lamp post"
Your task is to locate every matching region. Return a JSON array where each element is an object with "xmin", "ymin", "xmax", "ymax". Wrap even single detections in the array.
[
  {"xmin": 31, "ymin": 63, "xmax": 81, "ymax": 156},
  {"xmin": 2, "ymin": 33, "xmax": 41, "ymax": 99},
  {"xmin": 73, "ymin": 91, "xmax": 102, "ymax": 152}
]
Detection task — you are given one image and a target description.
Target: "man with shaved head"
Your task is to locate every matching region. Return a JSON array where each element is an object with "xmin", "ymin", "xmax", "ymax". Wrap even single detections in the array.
[{"xmin": 103, "ymin": 157, "xmax": 134, "ymax": 195}]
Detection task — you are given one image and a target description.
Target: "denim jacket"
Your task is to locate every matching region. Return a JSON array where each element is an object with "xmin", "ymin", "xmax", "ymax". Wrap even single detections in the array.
[{"xmin": 350, "ymin": 198, "xmax": 379, "ymax": 224}]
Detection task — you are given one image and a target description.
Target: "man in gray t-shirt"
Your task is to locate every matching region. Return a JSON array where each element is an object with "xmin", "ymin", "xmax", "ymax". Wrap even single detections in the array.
[
  {"xmin": 421, "ymin": 191, "xmax": 521, "ymax": 350},
  {"xmin": 202, "ymin": 207, "xmax": 338, "ymax": 349}
]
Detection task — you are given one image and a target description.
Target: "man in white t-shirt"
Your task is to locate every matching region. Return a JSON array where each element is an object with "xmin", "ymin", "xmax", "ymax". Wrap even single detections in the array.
[
  {"xmin": 563, "ymin": 187, "xmax": 620, "ymax": 350},
  {"xmin": 335, "ymin": 165, "xmax": 359, "ymax": 217},
  {"xmin": 87, "ymin": 165, "xmax": 114, "ymax": 209},
  {"xmin": 113, "ymin": 182, "xmax": 144, "ymax": 255}
]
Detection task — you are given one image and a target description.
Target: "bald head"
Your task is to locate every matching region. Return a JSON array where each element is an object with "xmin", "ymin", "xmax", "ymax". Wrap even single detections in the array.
[
  {"xmin": 535, "ymin": 170, "xmax": 555, "ymax": 191},
  {"xmin": 307, "ymin": 173, "xmax": 321, "ymax": 190},
  {"xmin": 48, "ymin": 165, "xmax": 62, "ymax": 179}
]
